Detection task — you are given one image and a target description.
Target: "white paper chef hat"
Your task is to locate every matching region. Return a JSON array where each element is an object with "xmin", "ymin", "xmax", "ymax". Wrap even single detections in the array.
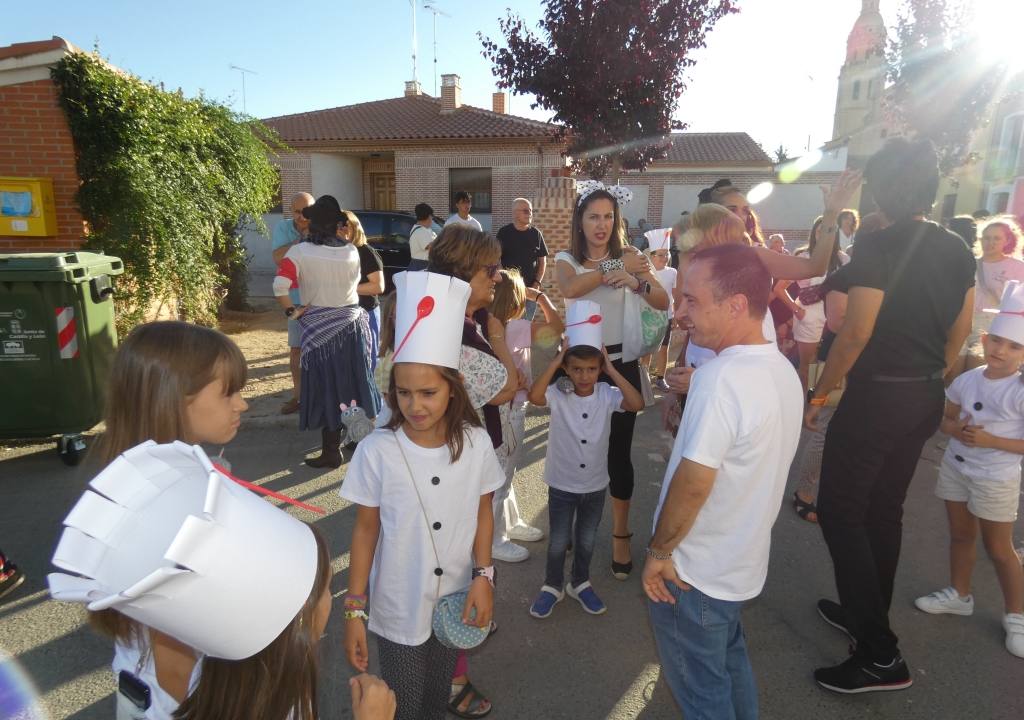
[
  {"xmin": 985, "ymin": 280, "xmax": 1024, "ymax": 346},
  {"xmin": 47, "ymin": 441, "xmax": 318, "ymax": 661},
  {"xmin": 392, "ymin": 271, "xmax": 471, "ymax": 368},
  {"xmin": 565, "ymin": 300, "xmax": 603, "ymax": 350},
  {"xmin": 644, "ymin": 228, "xmax": 673, "ymax": 252}
]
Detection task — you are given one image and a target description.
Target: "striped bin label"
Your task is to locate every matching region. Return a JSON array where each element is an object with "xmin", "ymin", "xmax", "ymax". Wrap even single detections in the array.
[{"xmin": 56, "ymin": 306, "xmax": 79, "ymax": 359}]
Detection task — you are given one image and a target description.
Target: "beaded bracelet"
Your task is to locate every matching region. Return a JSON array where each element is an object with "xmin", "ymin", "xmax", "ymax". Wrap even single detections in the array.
[
  {"xmin": 343, "ymin": 594, "xmax": 367, "ymax": 610},
  {"xmin": 344, "ymin": 609, "xmax": 369, "ymax": 622}
]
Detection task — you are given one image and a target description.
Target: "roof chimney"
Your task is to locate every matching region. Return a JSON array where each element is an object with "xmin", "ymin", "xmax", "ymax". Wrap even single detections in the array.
[
  {"xmin": 404, "ymin": 80, "xmax": 422, "ymax": 97},
  {"xmin": 492, "ymin": 92, "xmax": 507, "ymax": 114},
  {"xmin": 441, "ymin": 74, "xmax": 461, "ymax": 113}
]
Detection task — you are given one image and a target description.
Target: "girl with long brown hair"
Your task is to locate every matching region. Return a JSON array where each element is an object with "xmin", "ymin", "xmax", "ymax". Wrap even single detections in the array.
[
  {"xmin": 342, "ymin": 271, "xmax": 503, "ymax": 720},
  {"xmin": 86, "ymin": 321, "xmax": 250, "ymax": 719}
]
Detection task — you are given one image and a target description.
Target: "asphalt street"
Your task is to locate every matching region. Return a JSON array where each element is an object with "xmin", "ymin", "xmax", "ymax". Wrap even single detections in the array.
[{"xmin": 2, "ymin": 390, "xmax": 1023, "ymax": 719}]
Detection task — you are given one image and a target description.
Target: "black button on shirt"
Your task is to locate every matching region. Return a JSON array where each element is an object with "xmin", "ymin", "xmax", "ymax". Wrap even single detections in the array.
[
  {"xmin": 434, "ymin": 568, "xmax": 443, "ymax": 576},
  {"xmin": 580, "ymin": 464, "xmax": 586, "ymax": 469},
  {"xmin": 973, "ymin": 402, "xmax": 983, "ymax": 411},
  {"xmin": 581, "ymin": 439, "xmax": 587, "ymax": 444},
  {"xmin": 582, "ymin": 413, "xmax": 588, "ymax": 419},
  {"xmin": 433, "ymin": 522, "xmax": 442, "ymax": 530},
  {"xmin": 431, "ymin": 477, "xmax": 440, "ymax": 485},
  {"xmin": 955, "ymin": 454, "xmax": 965, "ymax": 462}
]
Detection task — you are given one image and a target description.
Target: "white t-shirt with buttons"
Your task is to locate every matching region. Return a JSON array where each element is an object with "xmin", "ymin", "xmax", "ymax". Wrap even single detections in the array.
[
  {"xmin": 944, "ymin": 367, "xmax": 1024, "ymax": 483},
  {"xmin": 339, "ymin": 426, "xmax": 504, "ymax": 646},
  {"xmin": 543, "ymin": 382, "xmax": 625, "ymax": 494}
]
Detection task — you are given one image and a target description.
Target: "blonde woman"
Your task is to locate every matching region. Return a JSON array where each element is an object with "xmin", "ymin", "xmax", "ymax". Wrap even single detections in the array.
[{"xmin": 341, "ymin": 210, "xmax": 386, "ymax": 368}]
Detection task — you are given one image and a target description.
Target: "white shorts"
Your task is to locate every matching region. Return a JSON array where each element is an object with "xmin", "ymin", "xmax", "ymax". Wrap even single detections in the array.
[
  {"xmin": 935, "ymin": 461, "xmax": 1021, "ymax": 523},
  {"xmin": 793, "ymin": 301, "xmax": 826, "ymax": 344}
]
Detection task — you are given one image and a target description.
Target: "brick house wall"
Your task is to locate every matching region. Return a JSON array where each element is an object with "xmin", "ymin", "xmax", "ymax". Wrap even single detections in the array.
[{"xmin": 0, "ymin": 77, "xmax": 87, "ymax": 252}]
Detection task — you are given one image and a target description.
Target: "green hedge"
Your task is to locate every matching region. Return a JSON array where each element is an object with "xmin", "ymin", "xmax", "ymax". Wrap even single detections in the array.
[{"xmin": 51, "ymin": 52, "xmax": 282, "ymax": 331}]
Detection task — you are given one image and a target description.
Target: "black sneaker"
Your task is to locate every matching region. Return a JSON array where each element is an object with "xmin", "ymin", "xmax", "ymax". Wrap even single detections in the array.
[
  {"xmin": 817, "ymin": 599, "xmax": 854, "ymax": 641},
  {"xmin": 814, "ymin": 654, "xmax": 913, "ymax": 694},
  {"xmin": 0, "ymin": 562, "xmax": 25, "ymax": 602}
]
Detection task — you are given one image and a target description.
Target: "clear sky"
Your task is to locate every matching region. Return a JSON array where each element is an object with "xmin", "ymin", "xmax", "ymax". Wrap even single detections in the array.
[{"xmin": 2, "ymin": 0, "xmax": 901, "ymax": 158}]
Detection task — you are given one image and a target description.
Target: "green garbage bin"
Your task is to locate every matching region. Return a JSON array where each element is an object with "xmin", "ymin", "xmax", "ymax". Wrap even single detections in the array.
[{"xmin": 0, "ymin": 251, "xmax": 123, "ymax": 465}]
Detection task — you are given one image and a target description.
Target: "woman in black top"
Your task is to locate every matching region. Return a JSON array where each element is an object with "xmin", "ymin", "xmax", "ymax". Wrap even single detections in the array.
[
  {"xmin": 342, "ymin": 210, "xmax": 385, "ymax": 370},
  {"xmin": 805, "ymin": 138, "xmax": 976, "ymax": 694}
]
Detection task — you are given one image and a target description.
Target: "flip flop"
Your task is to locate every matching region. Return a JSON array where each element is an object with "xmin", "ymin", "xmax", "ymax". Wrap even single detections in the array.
[{"xmin": 792, "ymin": 491, "xmax": 818, "ymax": 524}]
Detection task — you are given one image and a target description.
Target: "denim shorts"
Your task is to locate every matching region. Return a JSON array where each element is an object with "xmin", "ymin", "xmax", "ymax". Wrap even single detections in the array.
[{"xmin": 287, "ymin": 317, "xmax": 301, "ymax": 348}]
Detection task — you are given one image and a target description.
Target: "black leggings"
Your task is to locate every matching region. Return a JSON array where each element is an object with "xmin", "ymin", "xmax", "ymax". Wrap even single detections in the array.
[{"xmin": 602, "ymin": 357, "xmax": 641, "ymax": 501}]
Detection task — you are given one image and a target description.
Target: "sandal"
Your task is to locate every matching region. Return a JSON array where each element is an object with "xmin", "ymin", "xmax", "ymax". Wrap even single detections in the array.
[
  {"xmin": 612, "ymin": 532, "xmax": 633, "ymax": 581},
  {"xmin": 448, "ymin": 681, "xmax": 492, "ymax": 719},
  {"xmin": 792, "ymin": 492, "xmax": 818, "ymax": 524}
]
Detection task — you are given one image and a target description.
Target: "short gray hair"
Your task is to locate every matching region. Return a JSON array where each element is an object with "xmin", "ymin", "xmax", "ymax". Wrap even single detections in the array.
[{"xmin": 512, "ymin": 198, "xmax": 532, "ymax": 210}]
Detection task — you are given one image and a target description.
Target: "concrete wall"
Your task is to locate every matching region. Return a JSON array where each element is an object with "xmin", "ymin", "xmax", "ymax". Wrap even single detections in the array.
[{"xmin": 311, "ymin": 153, "xmax": 362, "ymax": 210}]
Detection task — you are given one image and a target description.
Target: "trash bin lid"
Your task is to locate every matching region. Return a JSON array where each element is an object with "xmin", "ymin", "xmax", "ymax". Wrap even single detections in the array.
[{"xmin": 0, "ymin": 252, "xmax": 124, "ymax": 283}]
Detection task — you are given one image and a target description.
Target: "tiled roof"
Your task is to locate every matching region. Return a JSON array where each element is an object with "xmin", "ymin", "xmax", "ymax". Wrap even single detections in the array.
[
  {"xmin": 656, "ymin": 132, "xmax": 772, "ymax": 166},
  {"xmin": 0, "ymin": 37, "xmax": 76, "ymax": 62},
  {"xmin": 263, "ymin": 94, "xmax": 560, "ymax": 144}
]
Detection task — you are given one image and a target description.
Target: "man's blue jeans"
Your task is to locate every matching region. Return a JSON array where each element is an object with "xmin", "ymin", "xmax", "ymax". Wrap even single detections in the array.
[
  {"xmin": 544, "ymin": 486, "xmax": 605, "ymax": 589},
  {"xmin": 648, "ymin": 582, "xmax": 758, "ymax": 720}
]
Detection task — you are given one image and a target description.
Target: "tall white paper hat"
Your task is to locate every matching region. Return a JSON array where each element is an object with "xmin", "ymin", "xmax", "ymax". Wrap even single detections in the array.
[
  {"xmin": 985, "ymin": 280, "xmax": 1024, "ymax": 346},
  {"xmin": 392, "ymin": 271, "xmax": 471, "ymax": 368},
  {"xmin": 644, "ymin": 228, "xmax": 673, "ymax": 252},
  {"xmin": 47, "ymin": 441, "xmax": 318, "ymax": 660},
  {"xmin": 566, "ymin": 300, "xmax": 603, "ymax": 350}
]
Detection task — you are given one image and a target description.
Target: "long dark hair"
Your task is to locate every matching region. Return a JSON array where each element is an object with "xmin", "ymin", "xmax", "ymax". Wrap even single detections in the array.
[
  {"xmin": 384, "ymin": 364, "xmax": 482, "ymax": 462},
  {"xmin": 173, "ymin": 527, "xmax": 332, "ymax": 720},
  {"xmin": 570, "ymin": 189, "xmax": 627, "ymax": 263},
  {"xmin": 801, "ymin": 216, "xmax": 843, "ymax": 274}
]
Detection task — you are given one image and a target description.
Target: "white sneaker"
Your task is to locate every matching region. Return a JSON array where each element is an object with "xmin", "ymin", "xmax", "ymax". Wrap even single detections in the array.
[
  {"xmin": 507, "ymin": 523, "xmax": 544, "ymax": 542},
  {"xmin": 914, "ymin": 587, "xmax": 974, "ymax": 616},
  {"xmin": 1003, "ymin": 613, "xmax": 1024, "ymax": 658},
  {"xmin": 491, "ymin": 540, "xmax": 529, "ymax": 563}
]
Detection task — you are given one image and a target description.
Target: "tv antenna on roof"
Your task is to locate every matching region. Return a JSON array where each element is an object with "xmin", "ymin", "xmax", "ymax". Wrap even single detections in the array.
[
  {"xmin": 229, "ymin": 64, "xmax": 257, "ymax": 115},
  {"xmin": 423, "ymin": 2, "xmax": 451, "ymax": 96}
]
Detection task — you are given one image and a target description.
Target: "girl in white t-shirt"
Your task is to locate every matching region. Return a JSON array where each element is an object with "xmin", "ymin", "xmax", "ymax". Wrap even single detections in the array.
[
  {"xmin": 342, "ymin": 359, "xmax": 504, "ymax": 719},
  {"xmin": 960, "ymin": 218, "xmax": 1024, "ymax": 371},
  {"xmin": 644, "ymin": 245, "xmax": 678, "ymax": 390},
  {"xmin": 489, "ymin": 269, "xmax": 563, "ymax": 556},
  {"xmin": 87, "ymin": 321, "xmax": 250, "ymax": 719}
]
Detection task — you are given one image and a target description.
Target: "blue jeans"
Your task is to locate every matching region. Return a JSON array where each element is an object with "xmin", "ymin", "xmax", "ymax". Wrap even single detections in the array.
[
  {"xmin": 544, "ymin": 487, "xmax": 605, "ymax": 589},
  {"xmin": 648, "ymin": 583, "xmax": 758, "ymax": 720}
]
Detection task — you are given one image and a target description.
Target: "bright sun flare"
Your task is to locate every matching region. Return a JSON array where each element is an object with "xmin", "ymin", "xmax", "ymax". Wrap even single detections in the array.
[{"xmin": 970, "ymin": 0, "xmax": 1024, "ymax": 73}]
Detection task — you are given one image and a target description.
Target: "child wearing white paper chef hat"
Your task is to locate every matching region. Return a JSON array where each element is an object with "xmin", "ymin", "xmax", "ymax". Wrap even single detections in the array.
[
  {"xmin": 643, "ymin": 229, "xmax": 678, "ymax": 391},
  {"xmin": 914, "ymin": 280, "xmax": 1024, "ymax": 659},
  {"xmin": 341, "ymin": 270, "xmax": 506, "ymax": 720},
  {"xmin": 48, "ymin": 441, "xmax": 339, "ymax": 720},
  {"xmin": 526, "ymin": 301, "xmax": 644, "ymax": 619}
]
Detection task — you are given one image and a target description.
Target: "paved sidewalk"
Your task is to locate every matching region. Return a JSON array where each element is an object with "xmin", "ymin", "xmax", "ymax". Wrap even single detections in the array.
[{"xmin": 2, "ymin": 322, "xmax": 1023, "ymax": 719}]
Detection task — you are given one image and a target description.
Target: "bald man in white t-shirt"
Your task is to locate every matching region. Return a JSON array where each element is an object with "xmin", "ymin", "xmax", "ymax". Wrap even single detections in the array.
[{"xmin": 644, "ymin": 244, "xmax": 802, "ymax": 720}]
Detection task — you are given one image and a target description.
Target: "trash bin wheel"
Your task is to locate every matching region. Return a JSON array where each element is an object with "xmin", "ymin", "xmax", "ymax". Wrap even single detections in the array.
[{"xmin": 58, "ymin": 435, "xmax": 87, "ymax": 466}]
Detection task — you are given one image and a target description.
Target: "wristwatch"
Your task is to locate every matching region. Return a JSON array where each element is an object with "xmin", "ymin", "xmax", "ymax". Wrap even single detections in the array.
[
  {"xmin": 472, "ymin": 565, "xmax": 496, "ymax": 587},
  {"xmin": 284, "ymin": 306, "xmax": 297, "ymax": 318}
]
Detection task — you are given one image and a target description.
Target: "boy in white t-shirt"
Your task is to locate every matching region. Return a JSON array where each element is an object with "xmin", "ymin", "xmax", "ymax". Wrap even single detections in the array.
[
  {"xmin": 914, "ymin": 280, "xmax": 1024, "ymax": 659},
  {"xmin": 526, "ymin": 303, "xmax": 644, "ymax": 619}
]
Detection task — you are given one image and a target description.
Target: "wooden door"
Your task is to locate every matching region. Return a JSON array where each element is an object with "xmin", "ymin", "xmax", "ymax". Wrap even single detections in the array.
[{"xmin": 371, "ymin": 174, "xmax": 396, "ymax": 210}]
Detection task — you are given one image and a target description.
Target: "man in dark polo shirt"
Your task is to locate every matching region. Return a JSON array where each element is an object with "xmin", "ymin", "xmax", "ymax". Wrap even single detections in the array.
[
  {"xmin": 497, "ymin": 198, "xmax": 549, "ymax": 317},
  {"xmin": 805, "ymin": 138, "xmax": 976, "ymax": 694}
]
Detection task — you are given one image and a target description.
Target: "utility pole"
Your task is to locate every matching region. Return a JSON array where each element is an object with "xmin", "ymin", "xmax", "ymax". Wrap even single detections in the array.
[
  {"xmin": 229, "ymin": 64, "xmax": 257, "ymax": 115},
  {"xmin": 423, "ymin": 2, "xmax": 451, "ymax": 96},
  {"xmin": 409, "ymin": 0, "xmax": 418, "ymax": 83}
]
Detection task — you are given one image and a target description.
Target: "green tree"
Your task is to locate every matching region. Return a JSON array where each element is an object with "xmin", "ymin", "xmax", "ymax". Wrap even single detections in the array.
[
  {"xmin": 51, "ymin": 52, "xmax": 281, "ymax": 331},
  {"xmin": 885, "ymin": 0, "xmax": 1005, "ymax": 174},
  {"xmin": 480, "ymin": 0, "xmax": 737, "ymax": 178}
]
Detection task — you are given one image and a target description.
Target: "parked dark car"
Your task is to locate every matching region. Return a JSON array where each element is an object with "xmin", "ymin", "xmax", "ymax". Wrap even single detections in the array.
[{"xmin": 353, "ymin": 210, "xmax": 443, "ymax": 292}]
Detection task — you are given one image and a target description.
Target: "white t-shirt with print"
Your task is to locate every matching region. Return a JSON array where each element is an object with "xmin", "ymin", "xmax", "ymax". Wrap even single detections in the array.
[
  {"xmin": 544, "ymin": 382, "xmax": 625, "ymax": 493},
  {"xmin": 339, "ymin": 426, "xmax": 505, "ymax": 645},
  {"xmin": 684, "ymin": 313, "xmax": 778, "ymax": 369},
  {"xmin": 653, "ymin": 342, "xmax": 802, "ymax": 601},
  {"xmin": 944, "ymin": 366, "xmax": 1024, "ymax": 483}
]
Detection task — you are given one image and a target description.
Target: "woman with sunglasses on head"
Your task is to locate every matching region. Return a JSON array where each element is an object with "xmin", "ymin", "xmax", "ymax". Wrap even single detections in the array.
[
  {"xmin": 556, "ymin": 183, "xmax": 670, "ymax": 580},
  {"xmin": 274, "ymin": 195, "xmax": 382, "ymax": 469},
  {"xmin": 426, "ymin": 223, "xmax": 519, "ymax": 719}
]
